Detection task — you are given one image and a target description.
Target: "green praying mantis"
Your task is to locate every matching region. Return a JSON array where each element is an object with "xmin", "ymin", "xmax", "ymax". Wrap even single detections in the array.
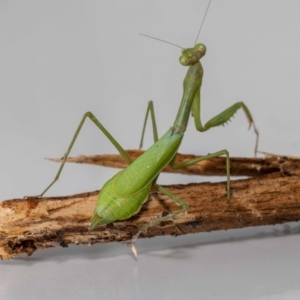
[{"xmin": 28, "ymin": 0, "xmax": 259, "ymax": 255}]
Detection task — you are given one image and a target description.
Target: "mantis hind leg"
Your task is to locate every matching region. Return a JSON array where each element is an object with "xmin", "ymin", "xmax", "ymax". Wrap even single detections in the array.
[
  {"xmin": 170, "ymin": 149, "xmax": 234, "ymax": 210},
  {"xmin": 131, "ymin": 184, "xmax": 189, "ymax": 244},
  {"xmin": 139, "ymin": 100, "xmax": 159, "ymax": 149},
  {"xmin": 129, "ymin": 150, "xmax": 233, "ymax": 250},
  {"xmin": 28, "ymin": 111, "xmax": 133, "ymax": 198}
]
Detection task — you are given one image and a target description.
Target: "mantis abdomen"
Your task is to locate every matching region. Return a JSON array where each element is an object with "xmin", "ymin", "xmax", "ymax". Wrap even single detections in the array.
[{"xmin": 91, "ymin": 128, "xmax": 183, "ymax": 228}]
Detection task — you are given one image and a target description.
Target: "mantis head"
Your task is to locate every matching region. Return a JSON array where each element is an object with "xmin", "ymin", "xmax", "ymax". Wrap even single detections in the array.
[{"xmin": 179, "ymin": 43, "xmax": 206, "ymax": 66}]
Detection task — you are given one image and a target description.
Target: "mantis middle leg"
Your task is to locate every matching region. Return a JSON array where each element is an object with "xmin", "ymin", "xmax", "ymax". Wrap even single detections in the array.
[
  {"xmin": 139, "ymin": 100, "xmax": 159, "ymax": 148},
  {"xmin": 169, "ymin": 149, "xmax": 233, "ymax": 207},
  {"xmin": 28, "ymin": 112, "xmax": 133, "ymax": 197}
]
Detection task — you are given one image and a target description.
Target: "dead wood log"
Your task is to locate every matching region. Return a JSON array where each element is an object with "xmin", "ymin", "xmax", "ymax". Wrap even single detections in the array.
[{"xmin": 1, "ymin": 159, "xmax": 300, "ymax": 260}]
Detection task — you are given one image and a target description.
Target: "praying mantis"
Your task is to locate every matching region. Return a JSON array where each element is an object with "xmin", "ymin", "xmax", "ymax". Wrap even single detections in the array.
[{"xmin": 27, "ymin": 0, "xmax": 259, "ymax": 254}]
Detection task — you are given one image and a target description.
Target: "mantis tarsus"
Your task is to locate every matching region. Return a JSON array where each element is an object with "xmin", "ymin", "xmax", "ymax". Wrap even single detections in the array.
[{"xmin": 28, "ymin": 0, "xmax": 259, "ymax": 255}]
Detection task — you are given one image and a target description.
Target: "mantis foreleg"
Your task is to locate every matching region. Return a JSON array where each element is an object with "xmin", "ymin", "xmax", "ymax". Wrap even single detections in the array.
[{"xmin": 192, "ymin": 90, "xmax": 259, "ymax": 154}]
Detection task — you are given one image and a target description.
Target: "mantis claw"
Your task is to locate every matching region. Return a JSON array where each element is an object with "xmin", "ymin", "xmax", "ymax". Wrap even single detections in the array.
[
  {"xmin": 23, "ymin": 195, "xmax": 42, "ymax": 199},
  {"xmin": 125, "ymin": 233, "xmax": 140, "ymax": 258},
  {"xmin": 130, "ymin": 243, "xmax": 138, "ymax": 258}
]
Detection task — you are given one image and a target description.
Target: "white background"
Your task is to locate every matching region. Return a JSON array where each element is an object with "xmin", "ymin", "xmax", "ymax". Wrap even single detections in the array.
[{"xmin": 0, "ymin": 1, "xmax": 300, "ymax": 299}]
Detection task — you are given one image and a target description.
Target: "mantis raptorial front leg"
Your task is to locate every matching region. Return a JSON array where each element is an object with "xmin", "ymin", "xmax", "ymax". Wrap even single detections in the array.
[{"xmin": 191, "ymin": 89, "xmax": 259, "ymax": 154}]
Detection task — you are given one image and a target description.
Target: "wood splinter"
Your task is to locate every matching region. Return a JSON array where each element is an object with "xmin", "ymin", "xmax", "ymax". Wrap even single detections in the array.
[{"xmin": 47, "ymin": 150, "xmax": 300, "ymax": 177}]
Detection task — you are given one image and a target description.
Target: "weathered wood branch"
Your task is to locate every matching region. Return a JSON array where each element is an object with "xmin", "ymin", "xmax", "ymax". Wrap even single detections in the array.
[
  {"xmin": 47, "ymin": 150, "xmax": 300, "ymax": 177},
  {"xmin": 1, "ymin": 157, "xmax": 300, "ymax": 260}
]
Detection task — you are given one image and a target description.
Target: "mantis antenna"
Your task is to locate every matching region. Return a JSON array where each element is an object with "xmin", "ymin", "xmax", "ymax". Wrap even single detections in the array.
[
  {"xmin": 194, "ymin": 0, "xmax": 212, "ymax": 45},
  {"xmin": 139, "ymin": 33, "xmax": 184, "ymax": 50},
  {"xmin": 140, "ymin": 0, "xmax": 212, "ymax": 50}
]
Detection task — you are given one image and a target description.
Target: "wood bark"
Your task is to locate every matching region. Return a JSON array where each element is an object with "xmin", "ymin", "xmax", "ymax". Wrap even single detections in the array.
[{"xmin": 0, "ymin": 154, "xmax": 300, "ymax": 260}]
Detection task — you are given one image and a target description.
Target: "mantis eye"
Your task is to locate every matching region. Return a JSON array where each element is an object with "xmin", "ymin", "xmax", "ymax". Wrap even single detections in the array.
[{"xmin": 195, "ymin": 43, "xmax": 206, "ymax": 56}]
